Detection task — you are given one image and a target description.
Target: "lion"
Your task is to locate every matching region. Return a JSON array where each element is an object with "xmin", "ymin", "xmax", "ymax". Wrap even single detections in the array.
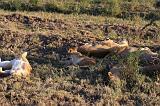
[
  {"xmin": 139, "ymin": 47, "xmax": 160, "ymax": 65},
  {"xmin": 0, "ymin": 52, "xmax": 32, "ymax": 77},
  {"xmin": 108, "ymin": 47, "xmax": 160, "ymax": 81},
  {"xmin": 66, "ymin": 47, "xmax": 96, "ymax": 66},
  {"xmin": 77, "ymin": 39, "xmax": 129, "ymax": 57}
]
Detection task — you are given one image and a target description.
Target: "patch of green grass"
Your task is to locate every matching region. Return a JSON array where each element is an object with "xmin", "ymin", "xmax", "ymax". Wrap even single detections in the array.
[{"xmin": 0, "ymin": 0, "xmax": 158, "ymax": 20}]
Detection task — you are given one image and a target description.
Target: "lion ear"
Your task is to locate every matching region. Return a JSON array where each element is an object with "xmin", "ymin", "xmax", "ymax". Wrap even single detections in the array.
[
  {"xmin": 108, "ymin": 72, "xmax": 114, "ymax": 78},
  {"xmin": 22, "ymin": 52, "xmax": 27, "ymax": 58},
  {"xmin": 69, "ymin": 47, "xmax": 78, "ymax": 52},
  {"xmin": 68, "ymin": 48, "xmax": 72, "ymax": 53}
]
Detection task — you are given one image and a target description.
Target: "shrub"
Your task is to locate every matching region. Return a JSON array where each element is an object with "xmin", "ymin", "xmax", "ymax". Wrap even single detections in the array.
[
  {"xmin": 120, "ymin": 52, "xmax": 146, "ymax": 93},
  {"xmin": 29, "ymin": 0, "xmax": 39, "ymax": 5},
  {"xmin": 109, "ymin": 0, "xmax": 122, "ymax": 16},
  {"xmin": 0, "ymin": 0, "xmax": 157, "ymax": 19}
]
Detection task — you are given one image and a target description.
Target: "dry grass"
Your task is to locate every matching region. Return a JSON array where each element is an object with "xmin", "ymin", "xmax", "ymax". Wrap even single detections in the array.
[{"xmin": 0, "ymin": 9, "xmax": 159, "ymax": 105}]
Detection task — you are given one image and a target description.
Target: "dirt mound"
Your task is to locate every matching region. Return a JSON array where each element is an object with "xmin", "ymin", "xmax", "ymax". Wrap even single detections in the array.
[
  {"xmin": 104, "ymin": 24, "xmax": 159, "ymax": 40},
  {"xmin": 4, "ymin": 13, "xmax": 68, "ymax": 30}
]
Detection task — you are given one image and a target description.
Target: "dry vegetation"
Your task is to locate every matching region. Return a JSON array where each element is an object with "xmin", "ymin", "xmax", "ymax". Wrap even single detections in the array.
[{"xmin": 0, "ymin": 0, "xmax": 159, "ymax": 106}]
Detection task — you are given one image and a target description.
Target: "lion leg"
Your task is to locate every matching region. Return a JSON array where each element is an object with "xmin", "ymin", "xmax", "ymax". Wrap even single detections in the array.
[
  {"xmin": 0, "ymin": 68, "xmax": 11, "ymax": 77},
  {"xmin": 0, "ymin": 61, "xmax": 12, "ymax": 69}
]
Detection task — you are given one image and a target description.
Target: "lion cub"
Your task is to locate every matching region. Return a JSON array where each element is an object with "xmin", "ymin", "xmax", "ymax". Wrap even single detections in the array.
[
  {"xmin": 0, "ymin": 52, "xmax": 32, "ymax": 77},
  {"xmin": 67, "ymin": 47, "xmax": 96, "ymax": 66}
]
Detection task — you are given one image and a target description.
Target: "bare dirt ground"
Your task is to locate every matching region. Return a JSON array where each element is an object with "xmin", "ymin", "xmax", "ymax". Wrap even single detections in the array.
[{"xmin": 0, "ymin": 10, "xmax": 159, "ymax": 105}]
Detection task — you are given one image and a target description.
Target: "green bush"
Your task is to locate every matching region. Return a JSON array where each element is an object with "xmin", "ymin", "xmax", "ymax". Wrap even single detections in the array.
[
  {"xmin": 13, "ymin": 0, "xmax": 22, "ymax": 10},
  {"xmin": 109, "ymin": 0, "xmax": 122, "ymax": 16},
  {"xmin": 120, "ymin": 52, "xmax": 145, "ymax": 92},
  {"xmin": 29, "ymin": 0, "xmax": 39, "ymax": 5},
  {"xmin": 44, "ymin": 3, "xmax": 62, "ymax": 13},
  {"xmin": 0, "ymin": 0, "xmax": 157, "ymax": 19}
]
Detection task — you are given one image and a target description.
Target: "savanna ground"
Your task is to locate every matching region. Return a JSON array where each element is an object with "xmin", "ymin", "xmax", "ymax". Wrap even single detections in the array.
[{"xmin": 0, "ymin": 0, "xmax": 159, "ymax": 106}]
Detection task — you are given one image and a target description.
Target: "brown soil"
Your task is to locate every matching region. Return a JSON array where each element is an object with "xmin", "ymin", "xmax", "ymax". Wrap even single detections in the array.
[{"xmin": 0, "ymin": 12, "xmax": 159, "ymax": 105}]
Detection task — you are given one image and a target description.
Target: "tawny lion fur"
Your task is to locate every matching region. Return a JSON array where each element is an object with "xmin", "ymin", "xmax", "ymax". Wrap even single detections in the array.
[
  {"xmin": 66, "ymin": 47, "xmax": 96, "ymax": 66},
  {"xmin": 77, "ymin": 39, "xmax": 129, "ymax": 57},
  {"xmin": 0, "ymin": 52, "xmax": 32, "ymax": 77},
  {"xmin": 108, "ymin": 47, "xmax": 160, "ymax": 81}
]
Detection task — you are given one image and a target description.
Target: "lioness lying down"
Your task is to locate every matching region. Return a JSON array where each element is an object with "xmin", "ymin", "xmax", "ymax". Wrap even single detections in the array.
[
  {"xmin": 108, "ymin": 47, "xmax": 160, "ymax": 81},
  {"xmin": 65, "ymin": 47, "xmax": 96, "ymax": 66},
  {"xmin": 0, "ymin": 52, "xmax": 32, "ymax": 77},
  {"xmin": 77, "ymin": 39, "xmax": 129, "ymax": 57},
  {"xmin": 108, "ymin": 64, "xmax": 160, "ymax": 82}
]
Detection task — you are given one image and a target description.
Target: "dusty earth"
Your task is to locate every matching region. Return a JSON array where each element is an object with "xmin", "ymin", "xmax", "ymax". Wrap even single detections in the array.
[{"xmin": 0, "ymin": 11, "xmax": 159, "ymax": 105}]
